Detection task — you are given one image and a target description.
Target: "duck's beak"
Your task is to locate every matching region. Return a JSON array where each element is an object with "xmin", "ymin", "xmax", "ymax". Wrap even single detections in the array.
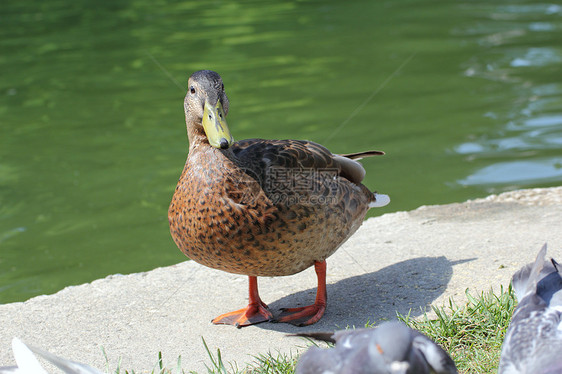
[{"xmin": 202, "ymin": 99, "xmax": 233, "ymax": 149}]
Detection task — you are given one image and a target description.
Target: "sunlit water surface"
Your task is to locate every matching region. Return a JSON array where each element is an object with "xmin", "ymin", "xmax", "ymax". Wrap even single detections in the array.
[{"xmin": 0, "ymin": 0, "xmax": 561, "ymax": 303}]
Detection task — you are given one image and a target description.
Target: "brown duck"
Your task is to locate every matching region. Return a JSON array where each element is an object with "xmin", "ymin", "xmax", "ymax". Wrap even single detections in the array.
[{"xmin": 168, "ymin": 70, "xmax": 390, "ymax": 327}]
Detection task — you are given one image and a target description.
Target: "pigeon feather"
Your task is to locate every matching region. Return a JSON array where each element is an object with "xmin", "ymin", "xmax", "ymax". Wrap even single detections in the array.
[
  {"xmin": 294, "ymin": 321, "xmax": 457, "ymax": 374},
  {"xmin": 499, "ymin": 244, "xmax": 562, "ymax": 374}
]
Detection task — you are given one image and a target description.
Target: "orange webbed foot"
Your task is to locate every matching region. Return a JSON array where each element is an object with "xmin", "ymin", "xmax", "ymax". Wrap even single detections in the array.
[
  {"xmin": 274, "ymin": 260, "xmax": 328, "ymax": 327},
  {"xmin": 275, "ymin": 303, "xmax": 326, "ymax": 326},
  {"xmin": 212, "ymin": 300, "xmax": 273, "ymax": 328},
  {"xmin": 212, "ymin": 276, "xmax": 273, "ymax": 328}
]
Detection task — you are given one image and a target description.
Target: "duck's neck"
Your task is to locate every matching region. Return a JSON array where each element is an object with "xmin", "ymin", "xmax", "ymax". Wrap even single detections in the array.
[
  {"xmin": 186, "ymin": 123, "xmax": 232, "ymax": 163},
  {"xmin": 184, "ymin": 113, "xmax": 235, "ymax": 166},
  {"xmin": 185, "ymin": 113, "xmax": 209, "ymax": 153},
  {"xmin": 185, "ymin": 132, "xmax": 236, "ymax": 183}
]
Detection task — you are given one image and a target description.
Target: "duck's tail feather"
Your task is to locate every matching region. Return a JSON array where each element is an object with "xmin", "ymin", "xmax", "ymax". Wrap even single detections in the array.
[
  {"xmin": 369, "ymin": 193, "xmax": 390, "ymax": 208},
  {"xmin": 334, "ymin": 155, "xmax": 367, "ymax": 184},
  {"xmin": 512, "ymin": 244, "xmax": 548, "ymax": 301},
  {"xmin": 339, "ymin": 150, "xmax": 385, "ymax": 160},
  {"xmin": 334, "ymin": 150, "xmax": 384, "ymax": 184}
]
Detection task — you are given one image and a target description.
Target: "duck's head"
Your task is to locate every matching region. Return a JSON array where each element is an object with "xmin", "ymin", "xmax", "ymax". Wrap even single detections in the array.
[{"xmin": 184, "ymin": 70, "xmax": 234, "ymax": 150}]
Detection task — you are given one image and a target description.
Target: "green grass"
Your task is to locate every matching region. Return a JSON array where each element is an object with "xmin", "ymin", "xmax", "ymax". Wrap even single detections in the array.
[
  {"xmin": 198, "ymin": 337, "xmax": 299, "ymax": 374},
  {"xmin": 107, "ymin": 338, "xmax": 299, "ymax": 374},
  {"xmin": 397, "ymin": 285, "xmax": 516, "ymax": 374},
  {"xmin": 112, "ymin": 286, "xmax": 516, "ymax": 374}
]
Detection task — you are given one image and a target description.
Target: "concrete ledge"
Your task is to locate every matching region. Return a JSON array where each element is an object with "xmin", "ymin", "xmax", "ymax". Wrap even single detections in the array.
[{"xmin": 1, "ymin": 187, "xmax": 561, "ymax": 372}]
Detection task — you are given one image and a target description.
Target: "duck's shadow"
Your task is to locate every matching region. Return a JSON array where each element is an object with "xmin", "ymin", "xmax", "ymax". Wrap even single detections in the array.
[{"xmin": 258, "ymin": 256, "xmax": 473, "ymax": 333}]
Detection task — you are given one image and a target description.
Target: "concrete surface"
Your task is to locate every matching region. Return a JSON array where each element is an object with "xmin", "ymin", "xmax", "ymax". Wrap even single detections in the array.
[{"xmin": 0, "ymin": 187, "xmax": 561, "ymax": 372}]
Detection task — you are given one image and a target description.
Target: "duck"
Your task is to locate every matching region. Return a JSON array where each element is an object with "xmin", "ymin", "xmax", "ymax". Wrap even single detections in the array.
[{"xmin": 168, "ymin": 70, "xmax": 390, "ymax": 327}]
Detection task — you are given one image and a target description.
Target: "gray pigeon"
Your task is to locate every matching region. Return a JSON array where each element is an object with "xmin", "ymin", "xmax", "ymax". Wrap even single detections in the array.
[
  {"xmin": 294, "ymin": 321, "xmax": 457, "ymax": 374},
  {"xmin": 0, "ymin": 337, "xmax": 104, "ymax": 374},
  {"xmin": 498, "ymin": 244, "xmax": 562, "ymax": 374}
]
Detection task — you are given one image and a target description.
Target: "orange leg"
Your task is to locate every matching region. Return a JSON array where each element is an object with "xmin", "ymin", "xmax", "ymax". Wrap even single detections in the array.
[
  {"xmin": 275, "ymin": 260, "xmax": 327, "ymax": 326},
  {"xmin": 212, "ymin": 276, "xmax": 273, "ymax": 328}
]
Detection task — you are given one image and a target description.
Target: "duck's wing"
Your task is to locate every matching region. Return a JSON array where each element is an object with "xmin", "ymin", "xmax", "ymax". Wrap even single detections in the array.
[
  {"xmin": 231, "ymin": 138, "xmax": 383, "ymax": 186},
  {"xmin": 231, "ymin": 138, "xmax": 338, "ymax": 172}
]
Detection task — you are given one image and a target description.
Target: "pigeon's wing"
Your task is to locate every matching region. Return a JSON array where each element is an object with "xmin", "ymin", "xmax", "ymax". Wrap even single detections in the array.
[
  {"xmin": 26, "ymin": 344, "xmax": 105, "ymax": 374},
  {"xmin": 529, "ymin": 254, "xmax": 562, "ymax": 373},
  {"xmin": 520, "ymin": 301, "xmax": 562, "ymax": 374},
  {"xmin": 512, "ymin": 244, "xmax": 548, "ymax": 301},
  {"xmin": 499, "ymin": 246, "xmax": 562, "ymax": 374},
  {"xmin": 332, "ymin": 328, "xmax": 373, "ymax": 347},
  {"xmin": 295, "ymin": 347, "xmax": 340, "ymax": 374},
  {"xmin": 11, "ymin": 338, "xmax": 48, "ymax": 374},
  {"xmin": 4, "ymin": 338, "xmax": 105, "ymax": 374},
  {"xmin": 499, "ymin": 293, "xmax": 548, "ymax": 373},
  {"xmin": 0, "ymin": 367, "xmax": 20, "ymax": 373},
  {"xmin": 294, "ymin": 328, "xmax": 389, "ymax": 374},
  {"xmin": 295, "ymin": 324, "xmax": 458, "ymax": 374},
  {"xmin": 411, "ymin": 333, "xmax": 458, "ymax": 374},
  {"xmin": 536, "ymin": 257, "xmax": 562, "ymax": 307}
]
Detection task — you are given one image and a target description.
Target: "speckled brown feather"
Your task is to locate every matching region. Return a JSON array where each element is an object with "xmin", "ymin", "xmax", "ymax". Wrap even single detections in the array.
[
  {"xmin": 168, "ymin": 71, "xmax": 384, "ymax": 278},
  {"xmin": 169, "ymin": 138, "xmax": 379, "ymax": 277}
]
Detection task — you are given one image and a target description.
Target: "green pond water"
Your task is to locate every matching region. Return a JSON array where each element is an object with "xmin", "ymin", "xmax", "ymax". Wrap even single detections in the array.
[{"xmin": 1, "ymin": 0, "xmax": 561, "ymax": 304}]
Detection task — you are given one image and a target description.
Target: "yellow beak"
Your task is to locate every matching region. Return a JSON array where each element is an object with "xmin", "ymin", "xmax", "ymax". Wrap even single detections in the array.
[{"xmin": 202, "ymin": 99, "xmax": 233, "ymax": 149}]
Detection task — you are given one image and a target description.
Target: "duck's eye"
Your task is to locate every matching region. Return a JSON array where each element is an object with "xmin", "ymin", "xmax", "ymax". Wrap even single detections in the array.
[{"xmin": 190, "ymin": 86, "xmax": 196, "ymax": 94}]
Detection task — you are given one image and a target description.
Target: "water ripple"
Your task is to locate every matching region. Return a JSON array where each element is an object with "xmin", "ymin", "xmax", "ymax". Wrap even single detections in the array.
[
  {"xmin": 458, "ymin": 157, "xmax": 562, "ymax": 186},
  {"xmin": 456, "ymin": 2, "xmax": 562, "ymax": 188}
]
